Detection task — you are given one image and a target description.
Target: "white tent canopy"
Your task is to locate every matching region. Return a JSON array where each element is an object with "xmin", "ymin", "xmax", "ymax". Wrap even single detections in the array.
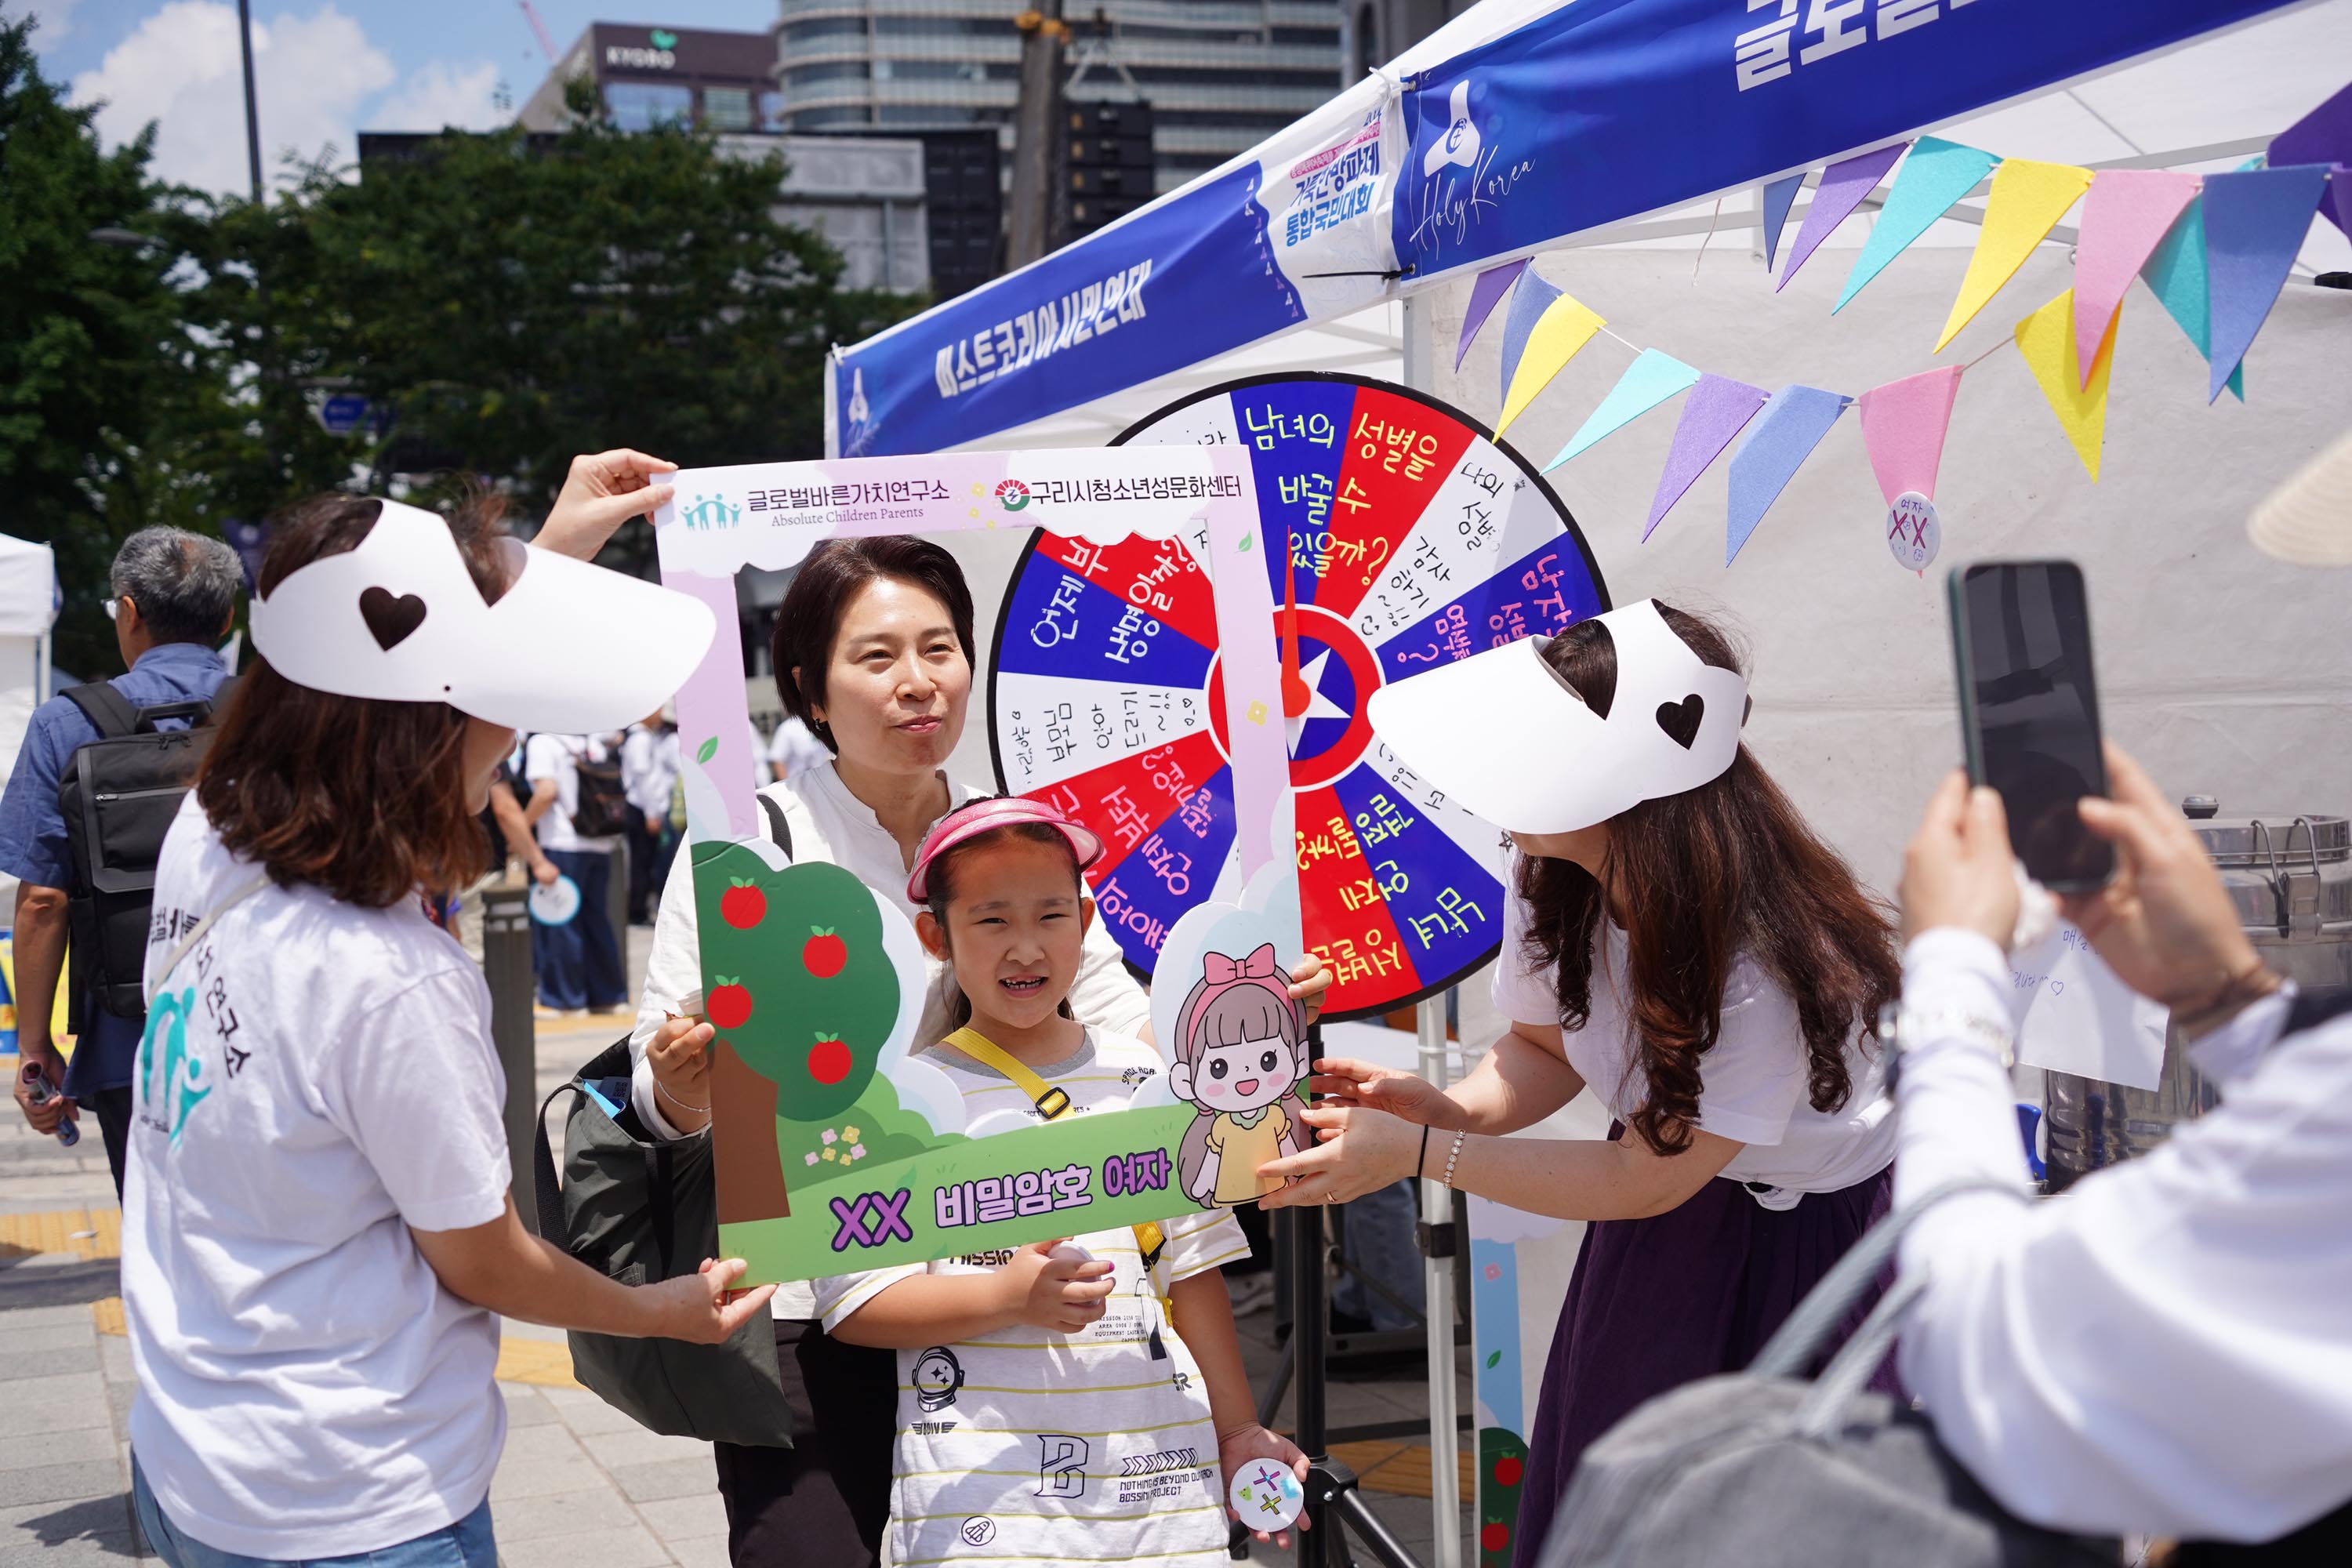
[{"xmin": 1, "ymin": 532, "xmax": 59, "ymax": 909}]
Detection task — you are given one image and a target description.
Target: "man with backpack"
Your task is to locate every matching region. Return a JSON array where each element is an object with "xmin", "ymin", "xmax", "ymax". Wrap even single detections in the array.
[
  {"xmin": 0, "ymin": 527, "xmax": 241, "ymax": 1196},
  {"xmin": 521, "ymin": 731, "xmax": 630, "ymax": 1014}
]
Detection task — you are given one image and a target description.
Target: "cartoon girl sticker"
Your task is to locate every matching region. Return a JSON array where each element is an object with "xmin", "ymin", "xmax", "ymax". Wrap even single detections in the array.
[{"xmin": 1169, "ymin": 944, "xmax": 1309, "ymax": 1209}]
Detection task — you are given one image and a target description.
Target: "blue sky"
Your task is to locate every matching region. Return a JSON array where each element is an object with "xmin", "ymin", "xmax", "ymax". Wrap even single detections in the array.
[{"xmin": 13, "ymin": 0, "xmax": 776, "ymax": 192}]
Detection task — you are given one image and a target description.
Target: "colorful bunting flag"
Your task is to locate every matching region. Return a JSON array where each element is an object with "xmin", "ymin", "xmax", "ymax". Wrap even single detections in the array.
[
  {"xmin": 1777, "ymin": 143, "xmax": 1906, "ymax": 291},
  {"xmin": 1726, "ymin": 386, "xmax": 1851, "ymax": 565},
  {"xmin": 1760, "ymin": 173, "xmax": 1805, "ymax": 271},
  {"xmin": 2269, "ymin": 78, "xmax": 2352, "ymax": 239},
  {"xmin": 2071, "ymin": 171, "xmax": 2199, "ymax": 388},
  {"xmin": 1936, "ymin": 158, "xmax": 2093, "ymax": 351},
  {"xmin": 1644, "ymin": 376, "xmax": 1767, "ymax": 541},
  {"xmin": 1835, "ymin": 137, "xmax": 2001, "ymax": 312},
  {"xmin": 1497, "ymin": 292, "xmax": 1607, "ymax": 437},
  {"xmin": 2201, "ymin": 165, "xmax": 2332, "ymax": 404},
  {"xmin": 1498, "ymin": 268, "xmax": 1563, "ymax": 407},
  {"xmin": 2140, "ymin": 197, "xmax": 2242, "ymax": 401},
  {"xmin": 2016, "ymin": 291, "xmax": 2118, "ymax": 481},
  {"xmin": 1856, "ymin": 365, "xmax": 1964, "ymax": 506},
  {"xmin": 1456, "ymin": 260, "xmax": 1530, "ymax": 373},
  {"xmin": 1543, "ymin": 350, "xmax": 1701, "ymax": 470}
]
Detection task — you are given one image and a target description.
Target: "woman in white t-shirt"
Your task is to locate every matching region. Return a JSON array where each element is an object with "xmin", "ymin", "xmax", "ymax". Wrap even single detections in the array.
[
  {"xmin": 630, "ymin": 536, "xmax": 1327, "ymax": 1568},
  {"xmin": 122, "ymin": 463, "xmax": 775, "ymax": 1568},
  {"xmin": 1259, "ymin": 601, "xmax": 1903, "ymax": 1567}
]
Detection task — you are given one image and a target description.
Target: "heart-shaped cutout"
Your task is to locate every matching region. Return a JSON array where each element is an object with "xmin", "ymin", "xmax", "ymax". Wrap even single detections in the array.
[
  {"xmin": 359, "ymin": 586, "xmax": 427, "ymax": 651},
  {"xmin": 1654, "ymin": 693, "xmax": 1705, "ymax": 750}
]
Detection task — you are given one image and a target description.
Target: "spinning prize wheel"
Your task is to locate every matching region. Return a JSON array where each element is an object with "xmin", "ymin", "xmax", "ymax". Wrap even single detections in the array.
[{"xmin": 987, "ymin": 374, "xmax": 1610, "ymax": 1021}]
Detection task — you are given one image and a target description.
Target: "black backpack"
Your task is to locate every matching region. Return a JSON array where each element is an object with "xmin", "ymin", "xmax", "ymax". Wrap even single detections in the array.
[
  {"xmin": 56, "ymin": 681, "xmax": 231, "ymax": 1026},
  {"xmin": 524, "ymin": 735, "xmax": 630, "ymax": 840}
]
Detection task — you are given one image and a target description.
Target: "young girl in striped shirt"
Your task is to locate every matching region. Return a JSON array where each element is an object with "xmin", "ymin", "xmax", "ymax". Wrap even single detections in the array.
[{"xmin": 812, "ymin": 798, "xmax": 1309, "ymax": 1567}]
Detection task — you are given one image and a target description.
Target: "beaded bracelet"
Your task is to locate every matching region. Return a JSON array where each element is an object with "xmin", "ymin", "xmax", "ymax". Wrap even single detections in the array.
[{"xmin": 1440, "ymin": 1130, "xmax": 1467, "ymax": 1189}]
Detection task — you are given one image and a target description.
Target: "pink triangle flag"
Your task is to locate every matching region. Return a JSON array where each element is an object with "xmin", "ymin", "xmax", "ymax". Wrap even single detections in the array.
[
  {"xmin": 1855, "ymin": 365, "xmax": 1963, "ymax": 507},
  {"xmin": 1777, "ymin": 143, "xmax": 1907, "ymax": 291},
  {"xmin": 1455, "ymin": 260, "xmax": 1529, "ymax": 373},
  {"xmin": 1643, "ymin": 375, "xmax": 1768, "ymax": 542},
  {"xmin": 2071, "ymin": 171, "xmax": 2198, "ymax": 388}
]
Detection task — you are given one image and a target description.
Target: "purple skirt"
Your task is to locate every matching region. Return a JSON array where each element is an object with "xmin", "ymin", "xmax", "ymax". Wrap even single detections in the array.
[{"xmin": 1508, "ymin": 1139, "xmax": 1894, "ymax": 1568}]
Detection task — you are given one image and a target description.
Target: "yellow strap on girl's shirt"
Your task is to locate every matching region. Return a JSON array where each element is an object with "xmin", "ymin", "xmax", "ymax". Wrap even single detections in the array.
[{"xmin": 942, "ymin": 1025, "xmax": 1173, "ymax": 1326}]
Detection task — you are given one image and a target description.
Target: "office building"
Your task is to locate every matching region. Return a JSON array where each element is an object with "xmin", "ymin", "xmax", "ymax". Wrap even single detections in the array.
[{"xmin": 775, "ymin": 0, "xmax": 1345, "ymax": 196}]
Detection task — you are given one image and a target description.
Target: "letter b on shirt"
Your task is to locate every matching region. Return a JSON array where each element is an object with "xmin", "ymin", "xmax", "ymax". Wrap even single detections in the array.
[{"xmin": 1036, "ymin": 1433, "xmax": 1091, "ymax": 1499}]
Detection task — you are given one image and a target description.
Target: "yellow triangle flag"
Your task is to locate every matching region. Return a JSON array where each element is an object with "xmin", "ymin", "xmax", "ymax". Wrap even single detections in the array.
[
  {"xmin": 2016, "ymin": 289, "xmax": 2118, "ymax": 481},
  {"xmin": 1497, "ymin": 294, "xmax": 1606, "ymax": 437},
  {"xmin": 1936, "ymin": 158, "xmax": 2094, "ymax": 352}
]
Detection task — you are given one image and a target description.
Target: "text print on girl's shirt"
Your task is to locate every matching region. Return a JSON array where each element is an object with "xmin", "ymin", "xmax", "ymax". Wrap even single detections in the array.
[{"xmin": 139, "ymin": 924, "xmax": 249, "ymax": 1145}]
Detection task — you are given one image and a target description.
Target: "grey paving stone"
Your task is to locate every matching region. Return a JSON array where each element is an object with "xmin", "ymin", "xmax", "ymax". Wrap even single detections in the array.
[
  {"xmin": 608, "ymin": 1457, "xmax": 714, "ymax": 1505},
  {"xmin": 536, "ymin": 1385, "xmax": 641, "ymax": 1437},
  {"xmin": 0, "ymin": 1426, "xmax": 114, "ymax": 1474},
  {"xmin": 98, "ymin": 1337, "xmax": 134, "ymax": 1386},
  {"xmin": 488, "ymin": 1486, "xmax": 637, "ymax": 1544},
  {"xmin": 2, "ymin": 1323, "xmax": 98, "ymax": 1356},
  {"xmin": 495, "ymin": 1424, "xmax": 587, "ymax": 1465},
  {"xmin": 0, "ymin": 1534, "xmax": 141, "ymax": 1568},
  {"xmin": 0, "ymin": 1345, "xmax": 100, "ymax": 1382},
  {"xmin": 493, "ymin": 1523, "xmax": 669, "ymax": 1568},
  {"xmin": 499, "ymin": 1385, "xmax": 561, "ymax": 1428},
  {"xmin": 0, "ymin": 1307, "xmax": 99, "ymax": 1331},
  {"xmin": 664, "ymin": 1534, "xmax": 731, "ymax": 1568},
  {"xmin": 488, "ymin": 1454, "xmax": 607, "ymax": 1504},
  {"xmin": 0, "ymin": 1374, "xmax": 109, "ymax": 1438},
  {"xmin": 631, "ymin": 1493, "xmax": 728, "ymax": 1545},
  {"xmin": 578, "ymin": 1427, "xmax": 710, "ymax": 1471},
  {"xmin": 0, "ymin": 1462, "xmax": 121, "ymax": 1511}
]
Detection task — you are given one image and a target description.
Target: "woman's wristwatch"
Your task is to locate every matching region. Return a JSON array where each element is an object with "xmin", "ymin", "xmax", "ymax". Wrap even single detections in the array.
[{"xmin": 1878, "ymin": 1000, "xmax": 2015, "ymax": 1095}]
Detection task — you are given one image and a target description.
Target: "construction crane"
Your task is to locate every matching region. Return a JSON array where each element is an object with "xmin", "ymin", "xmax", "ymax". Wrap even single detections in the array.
[{"xmin": 516, "ymin": 0, "xmax": 557, "ymax": 63}]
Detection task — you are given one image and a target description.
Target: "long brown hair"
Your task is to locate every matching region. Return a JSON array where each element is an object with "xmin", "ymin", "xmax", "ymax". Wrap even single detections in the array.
[
  {"xmin": 1519, "ymin": 605, "xmax": 1900, "ymax": 1157},
  {"xmin": 197, "ymin": 494, "xmax": 510, "ymax": 909}
]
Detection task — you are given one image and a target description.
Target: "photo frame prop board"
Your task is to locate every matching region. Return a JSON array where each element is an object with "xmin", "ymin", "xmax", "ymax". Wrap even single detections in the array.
[{"xmin": 655, "ymin": 448, "xmax": 1294, "ymax": 1287}]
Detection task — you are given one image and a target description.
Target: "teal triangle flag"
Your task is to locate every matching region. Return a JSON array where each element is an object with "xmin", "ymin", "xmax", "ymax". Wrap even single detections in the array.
[
  {"xmin": 1542, "ymin": 350, "xmax": 1700, "ymax": 470},
  {"xmin": 1834, "ymin": 138, "xmax": 2001, "ymax": 312},
  {"xmin": 1726, "ymin": 387, "xmax": 1850, "ymax": 565},
  {"xmin": 2140, "ymin": 196, "xmax": 2244, "ymax": 401}
]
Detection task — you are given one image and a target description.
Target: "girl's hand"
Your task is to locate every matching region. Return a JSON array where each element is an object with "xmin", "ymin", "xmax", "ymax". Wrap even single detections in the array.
[
  {"xmin": 1305, "ymin": 1058, "xmax": 1457, "ymax": 1128},
  {"xmin": 1000, "ymin": 1240, "xmax": 1116, "ymax": 1333},
  {"xmin": 646, "ymin": 1257, "xmax": 777, "ymax": 1343},
  {"xmin": 1286, "ymin": 952, "xmax": 1332, "ymax": 1025},
  {"xmin": 1218, "ymin": 1425, "xmax": 1312, "ymax": 1548},
  {"xmin": 648, "ymin": 1014, "xmax": 714, "ymax": 1133},
  {"xmin": 1254, "ymin": 1105, "xmax": 1419, "ymax": 1209},
  {"xmin": 535, "ymin": 449, "xmax": 678, "ymax": 561}
]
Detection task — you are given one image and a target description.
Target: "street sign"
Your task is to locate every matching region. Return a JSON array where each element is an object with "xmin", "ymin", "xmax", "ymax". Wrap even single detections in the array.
[{"xmin": 317, "ymin": 394, "xmax": 372, "ymax": 436}]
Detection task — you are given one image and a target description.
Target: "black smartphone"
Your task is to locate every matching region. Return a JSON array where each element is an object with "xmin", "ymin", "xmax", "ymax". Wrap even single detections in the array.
[{"xmin": 1947, "ymin": 560, "xmax": 2114, "ymax": 891}]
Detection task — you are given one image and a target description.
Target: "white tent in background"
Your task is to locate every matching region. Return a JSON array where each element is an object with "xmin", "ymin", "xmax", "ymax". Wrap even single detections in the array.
[{"xmin": 0, "ymin": 532, "xmax": 59, "ymax": 910}]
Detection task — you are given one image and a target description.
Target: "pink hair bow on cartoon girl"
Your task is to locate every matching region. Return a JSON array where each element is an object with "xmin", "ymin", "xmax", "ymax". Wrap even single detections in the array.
[{"xmin": 1203, "ymin": 945, "xmax": 1279, "ymax": 985}]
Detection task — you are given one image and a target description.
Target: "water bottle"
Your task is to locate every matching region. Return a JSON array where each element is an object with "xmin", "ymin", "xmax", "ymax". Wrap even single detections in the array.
[{"xmin": 16, "ymin": 1062, "xmax": 80, "ymax": 1148}]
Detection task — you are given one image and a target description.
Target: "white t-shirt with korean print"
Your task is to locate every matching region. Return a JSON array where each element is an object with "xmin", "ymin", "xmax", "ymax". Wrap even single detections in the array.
[{"xmin": 815, "ymin": 1028, "xmax": 1250, "ymax": 1568}]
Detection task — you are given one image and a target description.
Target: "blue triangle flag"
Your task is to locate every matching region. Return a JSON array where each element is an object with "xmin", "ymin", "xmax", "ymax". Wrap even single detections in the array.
[
  {"xmin": 1499, "ymin": 269, "xmax": 1564, "ymax": 408},
  {"xmin": 1761, "ymin": 174, "xmax": 1804, "ymax": 271},
  {"xmin": 2201, "ymin": 165, "xmax": 2330, "ymax": 403},
  {"xmin": 2140, "ymin": 197, "xmax": 2243, "ymax": 401},
  {"xmin": 1726, "ymin": 386, "xmax": 1850, "ymax": 564}
]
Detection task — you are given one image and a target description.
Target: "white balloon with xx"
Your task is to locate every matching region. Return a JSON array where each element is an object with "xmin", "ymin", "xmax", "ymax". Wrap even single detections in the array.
[{"xmin": 1887, "ymin": 492, "xmax": 1940, "ymax": 572}]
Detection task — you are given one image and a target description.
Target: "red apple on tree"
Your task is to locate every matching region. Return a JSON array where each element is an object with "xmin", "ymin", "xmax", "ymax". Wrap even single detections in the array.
[
  {"xmin": 720, "ymin": 879, "xmax": 767, "ymax": 930},
  {"xmin": 803, "ymin": 927, "xmax": 846, "ymax": 978},
  {"xmin": 808, "ymin": 1033, "xmax": 851, "ymax": 1086},
  {"xmin": 708, "ymin": 978, "xmax": 753, "ymax": 1029}
]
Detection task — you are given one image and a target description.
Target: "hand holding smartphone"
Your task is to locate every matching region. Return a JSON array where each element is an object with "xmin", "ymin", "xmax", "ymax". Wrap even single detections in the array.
[{"xmin": 1947, "ymin": 560, "xmax": 2115, "ymax": 891}]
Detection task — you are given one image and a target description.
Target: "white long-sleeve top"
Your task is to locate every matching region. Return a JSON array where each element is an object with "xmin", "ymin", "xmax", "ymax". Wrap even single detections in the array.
[
  {"xmin": 626, "ymin": 760, "xmax": 1155, "ymax": 1317},
  {"xmin": 619, "ymin": 724, "xmax": 677, "ymax": 821},
  {"xmin": 1893, "ymin": 928, "xmax": 2352, "ymax": 1544}
]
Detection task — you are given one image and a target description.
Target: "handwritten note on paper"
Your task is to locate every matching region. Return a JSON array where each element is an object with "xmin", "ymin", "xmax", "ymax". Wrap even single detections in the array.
[{"xmin": 2012, "ymin": 924, "xmax": 2171, "ymax": 1091}]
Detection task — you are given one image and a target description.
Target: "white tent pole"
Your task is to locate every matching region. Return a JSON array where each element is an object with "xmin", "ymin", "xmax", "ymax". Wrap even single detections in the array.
[{"xmin": 1417, "ymin": 991, "xmax": 1461, "ymax": 1568}]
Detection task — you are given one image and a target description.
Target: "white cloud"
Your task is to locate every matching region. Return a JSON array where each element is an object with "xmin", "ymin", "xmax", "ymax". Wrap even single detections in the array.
[
  {"xmin": 373, "ymin": 59, "xmax": 504, "ymax": 134},
  {"xmin": 66, "ymin": 4, "xmax": 507, "ymax": 194},
  {"xmin": 21, "ymin": 1, "xmax": 85, "ymax": 46}
]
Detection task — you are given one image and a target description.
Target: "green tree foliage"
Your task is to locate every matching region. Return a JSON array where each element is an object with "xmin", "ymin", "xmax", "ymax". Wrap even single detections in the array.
[
  {"xmin": 0, "ymin": 18, "xmax": 223, "ymax": 677},
  {"xmin": 178, "ymin": 92, "xmax": 916, "ymax": 574}
]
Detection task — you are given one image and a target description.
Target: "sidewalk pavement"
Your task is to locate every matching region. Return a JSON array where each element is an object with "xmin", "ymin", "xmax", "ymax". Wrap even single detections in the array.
[{"xmin": 1, "ymin": 926, "xmax": 1470, "ymax": 1567}]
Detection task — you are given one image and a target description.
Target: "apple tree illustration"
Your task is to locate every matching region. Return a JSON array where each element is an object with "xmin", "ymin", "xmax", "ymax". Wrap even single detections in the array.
[{"xmin": 692, "ymin": 844, "xmax": 902, "ymax": 1225}]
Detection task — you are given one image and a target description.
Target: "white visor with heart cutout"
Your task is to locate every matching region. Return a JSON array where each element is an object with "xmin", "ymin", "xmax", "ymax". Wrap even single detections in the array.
[
  {"xmin": 247, "ymin": 499, "xmax": 716, "ymax": 733},
  {"xmin": 1365, "ymin": 598, "xmax": 1748, "ymax": 834}
]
